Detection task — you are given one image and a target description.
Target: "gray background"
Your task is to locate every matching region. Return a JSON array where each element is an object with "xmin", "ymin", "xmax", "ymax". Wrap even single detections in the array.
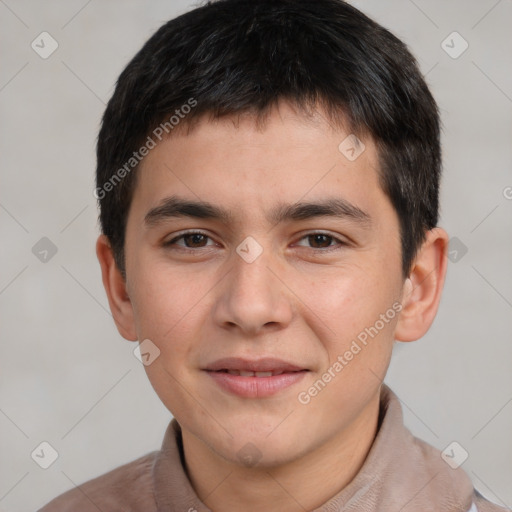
[{"xmin": 0, "ymin": 1, "xmax": 511, "ymax": 510}]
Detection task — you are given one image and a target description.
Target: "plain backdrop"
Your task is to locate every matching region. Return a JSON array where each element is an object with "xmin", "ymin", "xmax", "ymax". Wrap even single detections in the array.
[{"xmin": 0, "ymin": 1, "xmax": 511, "ymax": 510}]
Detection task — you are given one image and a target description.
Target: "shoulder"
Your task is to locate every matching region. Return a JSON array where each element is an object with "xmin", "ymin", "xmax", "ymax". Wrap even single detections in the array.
[
  {"xmin": 38, "ymin": 451, "xmax": 159, "ymax": 512},
  {"xmin": 405, "ymin": 432, "xmax": 508, "ymax": 512},
  {"xmin": 473, "ymin": 490, "xmax": 511, "ymax": 512}
]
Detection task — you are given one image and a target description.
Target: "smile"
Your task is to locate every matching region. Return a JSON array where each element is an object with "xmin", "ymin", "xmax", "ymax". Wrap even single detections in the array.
[
  {"xmin": 205, "ymin": 368, "xmax": 309, "ymax": 398},
  {"xmin": 218, "ymin": 369, "xmax": 293, "ymax": 377}
]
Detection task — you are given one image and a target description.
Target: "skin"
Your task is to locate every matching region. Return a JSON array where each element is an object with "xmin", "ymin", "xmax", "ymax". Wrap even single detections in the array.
[{"xmin": 97, "ymin": 100, "xmax": 449, "ymax": 511}]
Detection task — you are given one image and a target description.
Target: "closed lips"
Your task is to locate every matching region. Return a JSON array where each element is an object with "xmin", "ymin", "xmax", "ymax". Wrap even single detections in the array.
[
  {"xmin": 204, "ymin": 357, "xmax": 308, "ymax": 374},
  {"xmin": 215, "ymin": 369, "xmax": 303, "ymax": 377},
  {"xmin": 204, "ymin": 359, "xmax": 310, "ymax": 398}
]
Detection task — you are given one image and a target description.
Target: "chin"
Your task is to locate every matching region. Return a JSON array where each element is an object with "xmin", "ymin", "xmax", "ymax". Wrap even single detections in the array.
[
  {"xmin": 231, "ymin": 430, "xmax": 306, "ymax": 468},
  {"xmin": 227, "ymin": 443, "xmax": 300, "ymax": 470}
]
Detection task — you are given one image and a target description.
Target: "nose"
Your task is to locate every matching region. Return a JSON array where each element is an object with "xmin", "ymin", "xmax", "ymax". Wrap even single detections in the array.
[{"xmin": 212, "ymin": 243, "xmax": 294, "ymax": 336}]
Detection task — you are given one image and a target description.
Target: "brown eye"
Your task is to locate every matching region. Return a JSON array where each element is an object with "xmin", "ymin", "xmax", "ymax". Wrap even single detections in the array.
[
  {"xmin": 164, "ymin": 231, "xmax": 214, "ymax": 249},
  {"xmin": 181, "ymin": 233, "xmax": 209, "ymax": 248},
  {"xmin": 295, "ymin": 232, "xmax": 346, "ymax": 250},
  {"xmin": 307, "ymin": 234, "xmax": 335, "ymax": 249}
]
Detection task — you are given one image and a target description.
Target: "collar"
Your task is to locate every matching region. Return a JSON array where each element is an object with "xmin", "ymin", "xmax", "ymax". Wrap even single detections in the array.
[{"xmin": 152, "ymin": 384, "xmax": 475, "ymax": 511}]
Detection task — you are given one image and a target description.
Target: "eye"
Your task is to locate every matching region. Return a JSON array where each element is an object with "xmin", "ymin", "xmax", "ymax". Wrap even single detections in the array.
[
  {"xmin": 163, "ymin": 231, "xmax": 348, "ymax": 253},
  {"xmin": 295, "ymin": 232, "xmax": 347, "ymax": 251},
  {"xmin": 163, "ymin": 231, "xmax": 216, "ymax": 250}
]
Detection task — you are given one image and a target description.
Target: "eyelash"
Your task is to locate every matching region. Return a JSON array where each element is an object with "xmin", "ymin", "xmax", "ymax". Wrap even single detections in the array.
[{"xmin": 163, "ymin": 230, "xmax": 348, "ymax": 254}]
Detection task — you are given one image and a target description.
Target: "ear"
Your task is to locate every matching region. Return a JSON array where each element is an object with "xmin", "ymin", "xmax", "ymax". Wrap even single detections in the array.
[
  {"xmin": 394, "ymin": 227, "xmax": 449, "ymax": 342},
  {"xmin": 96, "ymin": 234, "xmax": 138, "ymax": 341}
]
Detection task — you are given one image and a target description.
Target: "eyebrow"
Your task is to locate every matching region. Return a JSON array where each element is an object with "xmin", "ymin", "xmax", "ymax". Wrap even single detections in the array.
[{"xmin": 144, "ymin": 195, "xmax": 372, "ymax": 229}]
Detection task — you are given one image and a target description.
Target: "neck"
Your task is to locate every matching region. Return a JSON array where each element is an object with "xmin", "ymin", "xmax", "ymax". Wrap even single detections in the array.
[{"xmin": 180, "ymin": 391, "xmax": 381, "ymax": 512}]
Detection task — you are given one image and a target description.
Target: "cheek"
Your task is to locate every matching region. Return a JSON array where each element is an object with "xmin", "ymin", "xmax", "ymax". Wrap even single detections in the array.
[
  {"xmin": 306, "ymin": 277, "xmax": 398, "ymax": 414},
  {"xmin": 129, "ymin": 261, "xmax": 206, "ymax": 343},
  {"xmin": 307, "ymin": 266, "xmax": 399, "ymax": 357},
  {"xmin": 133, "ymin": 265, "xmax": 207, "ymax": 413}
]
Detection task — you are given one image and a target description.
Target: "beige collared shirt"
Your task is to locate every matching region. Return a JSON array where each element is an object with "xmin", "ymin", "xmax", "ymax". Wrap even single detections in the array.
[{"xmin": 39, "ymin": 384, "xmax": 508, "ymax": 511}]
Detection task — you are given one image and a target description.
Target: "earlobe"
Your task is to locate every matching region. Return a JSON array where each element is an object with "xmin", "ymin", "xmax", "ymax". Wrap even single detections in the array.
[
  {"xmin": 95, "ymin": 234, "xmax": 138, "ymax": 341},
  {"xmin": 394, "ymin": 227, "xmax": 449, "ymax": 342}
]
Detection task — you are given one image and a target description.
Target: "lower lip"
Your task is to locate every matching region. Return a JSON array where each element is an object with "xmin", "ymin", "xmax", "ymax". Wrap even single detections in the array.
[{"xmin": 205, "ymin": 370, "xmax": 308, "ymax": 398}]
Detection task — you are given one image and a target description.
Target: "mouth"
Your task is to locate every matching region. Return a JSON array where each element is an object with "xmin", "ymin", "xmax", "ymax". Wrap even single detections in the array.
[
  {"xmin": 212, "ymin": 369, "xmax": 302, "ymax": 377},
  {"xmin": 204, "ymin": 356, "xmax": 308, "ymax": 373},
  {"xmin": 203, "ymin": 357, "xmax": 309, "ymax": 398}
]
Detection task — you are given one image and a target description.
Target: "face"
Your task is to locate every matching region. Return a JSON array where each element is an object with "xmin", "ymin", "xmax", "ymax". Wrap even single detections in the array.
[{"xmin": 121, "ymin": 101, "xmax": 408, "ymax": 467}]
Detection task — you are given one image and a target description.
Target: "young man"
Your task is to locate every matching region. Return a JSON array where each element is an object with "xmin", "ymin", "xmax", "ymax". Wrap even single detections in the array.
[{"xmin": 39, "ymin": 0, "xmax": 508, "ymax": 510}]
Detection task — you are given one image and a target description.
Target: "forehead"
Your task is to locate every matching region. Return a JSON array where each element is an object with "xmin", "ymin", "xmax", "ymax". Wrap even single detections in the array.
[{"xmin": 129, "ymin": 101, "xmax": 391, "ymax": 228}]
